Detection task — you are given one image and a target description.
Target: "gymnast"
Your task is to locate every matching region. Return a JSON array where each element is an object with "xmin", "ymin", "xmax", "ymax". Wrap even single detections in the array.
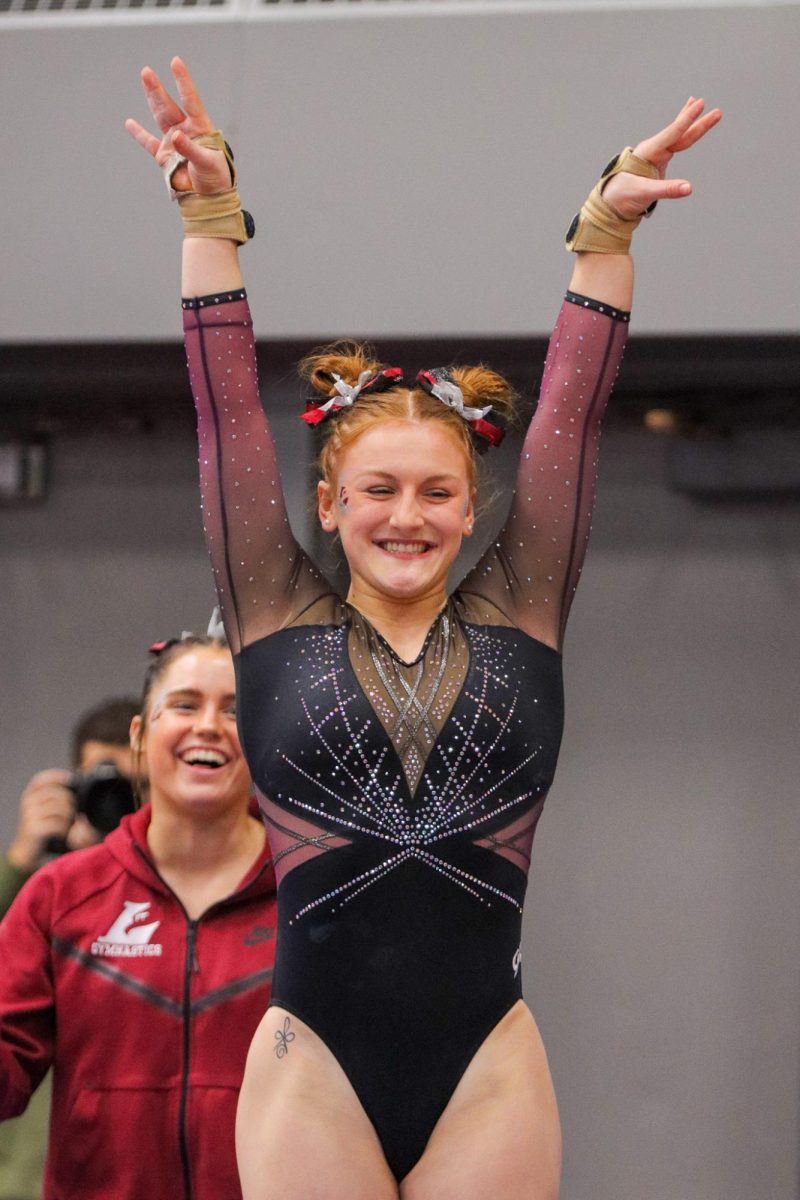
[{"xmin": 126, "ymin": 59, "xmax": 720, "ymax": 1200}]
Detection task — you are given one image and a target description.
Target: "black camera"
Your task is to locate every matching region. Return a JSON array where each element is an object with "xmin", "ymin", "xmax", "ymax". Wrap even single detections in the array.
[
  {"xmin": 42, "ymin": 762, "xmax": 137, "ymax": 858},
  {"xmin": 68, "ymin": 761, "xmax": 137, "ymax": 835}
]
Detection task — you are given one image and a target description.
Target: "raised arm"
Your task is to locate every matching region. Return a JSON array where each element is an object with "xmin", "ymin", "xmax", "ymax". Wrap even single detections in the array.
[
  {"xmin": 126, "ymin": 59, "xmax": 330, "ymax": 654},
  {"xmin": 461, "ymin": 98, "xmax": 721, "ymax": 652}
]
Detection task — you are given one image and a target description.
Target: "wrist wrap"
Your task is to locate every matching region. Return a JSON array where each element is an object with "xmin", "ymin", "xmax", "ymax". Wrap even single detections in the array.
[
  {"xmin": 164, "ymin": 129, "xmax": 254, "ymax": 244},
  {"xmin": 566, "ymin": 147, "xmax": 660, "ymax": 254}
]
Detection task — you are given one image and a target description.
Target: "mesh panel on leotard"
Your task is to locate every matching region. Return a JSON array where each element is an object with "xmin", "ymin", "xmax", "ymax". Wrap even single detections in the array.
[
  {"xmin": 460, "ymin": 291, "xmax": 629, "ymax": 652},
  {"xmin": 183, "ymin": 290, "xmax": 333, "ymax": 655},
  {"xmin": 473, "ymin": 800, "xmax": 546, "ymax": 870},
  {"xmin": 346, "ymin": 604, "xmax": 469, "ymax": 795},
  {"xmin": 256, "ymin": 787, "xmax": 352, "ymax": 872}
]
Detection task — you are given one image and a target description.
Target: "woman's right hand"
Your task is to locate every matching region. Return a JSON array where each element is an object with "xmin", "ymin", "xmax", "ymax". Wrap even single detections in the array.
[
  {"xmin": 125, "ymin": 56, "xmax": 231, "ymax": 196},
  {"xmin": 7, "ymin": 770, "xmax": 75, "ymax": 872},
  {"xmin": 601, "ymin": 97, "xmax": 721, "ymax": 221}
]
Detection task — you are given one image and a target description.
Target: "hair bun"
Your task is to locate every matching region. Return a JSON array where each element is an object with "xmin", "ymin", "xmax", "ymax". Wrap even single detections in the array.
[
  {"xmin": 449, "ymin": 365, "xmax": 517, "ymax": 426},
  {"xmin": 299, "ymin": 341, "xmax": 385, "ymax": 399}
]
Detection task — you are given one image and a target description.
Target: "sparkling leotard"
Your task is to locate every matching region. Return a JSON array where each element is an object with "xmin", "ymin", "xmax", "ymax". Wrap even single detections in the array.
[{"xmin": 183, "ymin": 288, "xmax": 629, "ymax": 1180}]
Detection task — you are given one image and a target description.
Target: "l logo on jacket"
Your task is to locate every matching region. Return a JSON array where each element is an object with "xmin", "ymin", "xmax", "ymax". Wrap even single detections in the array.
[{"xmin": 92, "ymin": 900, "xmax": 163, "ymax": 958}]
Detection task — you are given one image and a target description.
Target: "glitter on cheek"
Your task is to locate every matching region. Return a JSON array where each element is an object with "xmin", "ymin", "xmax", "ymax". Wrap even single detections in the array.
[
  {"xmin": 148, "ymin": 690, "xmax": 169, "ymax": 723},
  {"xmin": 337, "ymin": 485, "xmax": 350, "ymax": 512}
]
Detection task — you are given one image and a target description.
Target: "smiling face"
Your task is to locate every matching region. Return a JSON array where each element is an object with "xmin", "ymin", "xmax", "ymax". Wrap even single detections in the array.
[
  {"xmin": 131, "ymin": 647, "xmax": 251, "ymax": 819},
  {"xmin": 318, "ymin": 419, "xmax": 475, "ymax": 606}
]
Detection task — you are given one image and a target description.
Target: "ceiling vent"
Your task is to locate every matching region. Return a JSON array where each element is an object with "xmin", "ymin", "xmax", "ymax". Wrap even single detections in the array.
[
  {"xmin": 0, "ymin": 0, "xmax": 225, "ymax": 11},
  {"xmin": 1, "ymin": 0, "xmax": 448, "ymax": 13}
]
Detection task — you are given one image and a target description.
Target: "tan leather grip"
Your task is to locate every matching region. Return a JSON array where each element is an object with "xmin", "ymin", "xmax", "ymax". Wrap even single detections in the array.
[
  {"xmin": 178, "ymin": 186, "xmax": 249, "ymax": 244},
  {"xmin": 567, "ymin": 147, "xmax": 661, "ymax": 254}
]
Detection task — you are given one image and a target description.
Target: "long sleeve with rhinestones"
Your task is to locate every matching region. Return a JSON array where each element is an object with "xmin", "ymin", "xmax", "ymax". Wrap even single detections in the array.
[
  {"xmin": 460, "ymin": 293, "xmax": 629, "ymax": 651},
  {"xmin": 183, "ymin": 290, "xmax": 328, "ymax": 654}
]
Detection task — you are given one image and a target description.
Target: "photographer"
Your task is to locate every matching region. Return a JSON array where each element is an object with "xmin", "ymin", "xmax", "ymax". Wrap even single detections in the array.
[
  {"xmin": 0, "ymin": 698, "xmax": 138, "ymax": 1200},
  {"xmin": 1, "ymin": 698, "xmax": 138, "ymax": 918}
]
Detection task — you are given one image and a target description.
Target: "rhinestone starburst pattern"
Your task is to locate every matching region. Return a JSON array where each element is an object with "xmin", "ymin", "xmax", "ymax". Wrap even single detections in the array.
[{"xmin": 259, "ymin": 619, "xmax": 557, "ymax": 925}]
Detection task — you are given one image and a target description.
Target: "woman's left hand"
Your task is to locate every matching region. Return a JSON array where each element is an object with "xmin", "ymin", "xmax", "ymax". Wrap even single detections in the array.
[{"xmin": 602, "ymin": 97, "xmax": 722, "ymax": 220}]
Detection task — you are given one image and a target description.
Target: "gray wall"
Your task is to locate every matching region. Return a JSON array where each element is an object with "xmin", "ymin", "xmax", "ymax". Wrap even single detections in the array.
[
  {"xmin": 2, "ymin": 423, "xmax": 798, "ymax": 1200},
  {"xmin": 2, "ymin": 3, "xmax": 799, "ymax": 1198},
  {"xmin": 0, "ymin": 2, "xmax": 798, "ymax": 340},
  {"xmin": 530, "ymin": 434, "xmax": 800, "ymax": 1200}
]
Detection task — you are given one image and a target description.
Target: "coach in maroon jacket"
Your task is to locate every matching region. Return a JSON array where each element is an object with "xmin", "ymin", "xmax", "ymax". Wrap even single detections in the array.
[{"xmin": 0, "ymin": 635, "xmax": 276, "ymax": 1200}]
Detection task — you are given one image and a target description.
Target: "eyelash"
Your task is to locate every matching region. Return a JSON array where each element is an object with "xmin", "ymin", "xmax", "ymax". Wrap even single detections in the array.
[
  {"xmin": 364, "ymin": 487, "xmax": 453, "ymax": 500},
  {"xmin": 170, "ymin": 701, "xmax": 236, "ymax": 717}
]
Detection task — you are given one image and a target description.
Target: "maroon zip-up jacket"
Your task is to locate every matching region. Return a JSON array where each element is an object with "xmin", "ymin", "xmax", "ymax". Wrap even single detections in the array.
[{"xmin": 0, "ymin": 804, "xmax": 276, "ymax": 1200}]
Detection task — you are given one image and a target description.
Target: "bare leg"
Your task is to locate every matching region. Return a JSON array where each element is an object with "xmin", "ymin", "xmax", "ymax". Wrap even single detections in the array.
[
  {"xmin": 400, "ymin": 1002, "xmax": 561, "ymax": 1200},
  {"xmin": 236, "ymin": 1007, "xmax": 399, "ymax": 1200}
]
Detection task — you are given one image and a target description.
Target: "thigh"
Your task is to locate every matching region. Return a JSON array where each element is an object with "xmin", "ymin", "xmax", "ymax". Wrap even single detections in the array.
[
  {"xmin": 236, "ymin": 1007, "xmax": 398, "ymax": 1200},
  {"xmin": 400, "ymin": 1002, "xmax": 561, "ymax": 1200}
]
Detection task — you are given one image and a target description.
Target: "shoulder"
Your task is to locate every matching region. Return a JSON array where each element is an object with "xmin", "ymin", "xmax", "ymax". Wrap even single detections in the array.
[
  {"xmin": 237, "ymin": 594, "xmax": 347, "ymax": 660},
  {"xmin": 43, "ymin": 839, "xmax": 117, "ymax": 885},
  {"xmin": 453, "ymin": 589, "xmax": 516, "ymax": 628},
  {"xmin": 12, "ymin": 841, "xmax": 123, "ymax": 927},
  {"xmin": 282, "ymin": 593, "xmax": 346, "ymax": 630}
]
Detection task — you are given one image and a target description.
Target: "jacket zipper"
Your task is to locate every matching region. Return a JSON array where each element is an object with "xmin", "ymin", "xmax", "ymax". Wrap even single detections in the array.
[
  {"xmin": 178, "ymin": 918, "xmax": 198, "ymax": 1200},
  {"xmin": 130, "ymin": 841, "xmax": 273, "ymax": 1200}
]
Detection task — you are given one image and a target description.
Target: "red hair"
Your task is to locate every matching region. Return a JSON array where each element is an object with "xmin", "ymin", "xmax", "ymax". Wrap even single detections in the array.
[{"xmin": 298, "ymin": 341, "xmax": 517, "ymax": 489}]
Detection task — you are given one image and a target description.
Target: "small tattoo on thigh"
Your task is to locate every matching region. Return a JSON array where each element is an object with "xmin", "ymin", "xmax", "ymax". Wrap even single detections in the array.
[{"xmin": 274, "ymin": 1016, "xmax": 295, "ymax": 1059}]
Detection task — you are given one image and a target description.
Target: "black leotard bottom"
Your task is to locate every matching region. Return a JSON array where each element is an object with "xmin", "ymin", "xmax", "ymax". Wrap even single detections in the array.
[{"xmin": 238, "ymin": 613, "xmax": 563, "ymax": 1180}]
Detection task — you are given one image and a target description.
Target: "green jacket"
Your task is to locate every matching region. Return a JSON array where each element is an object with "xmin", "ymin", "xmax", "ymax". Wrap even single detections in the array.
[{"xmin": 0, "ymin": 856, "xmax": 32, "ymax": 921}]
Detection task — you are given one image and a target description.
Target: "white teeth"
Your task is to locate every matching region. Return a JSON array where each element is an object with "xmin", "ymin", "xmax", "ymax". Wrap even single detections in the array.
[
  {"xmin": 382, "ymin": 541, "xmax": 428, "ymax": 554},
  {"xmin": 181, "ymin": 749, "xmax": 227, "ymax": 767}
]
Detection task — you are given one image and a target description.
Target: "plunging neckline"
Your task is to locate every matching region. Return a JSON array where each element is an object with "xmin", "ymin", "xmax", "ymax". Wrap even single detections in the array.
[
  {"xmin": 344, "ymin": 598, "xmax": 468, "ymax": 801},
  {"xmin": 344, "ymin": 600, "xmax": 449, "ymax": 667}
]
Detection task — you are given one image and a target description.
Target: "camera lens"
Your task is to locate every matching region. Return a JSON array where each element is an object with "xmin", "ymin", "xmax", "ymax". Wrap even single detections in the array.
[{"xmin": 75, "ymin": 762, "xmax": 136, "ymax": 834}]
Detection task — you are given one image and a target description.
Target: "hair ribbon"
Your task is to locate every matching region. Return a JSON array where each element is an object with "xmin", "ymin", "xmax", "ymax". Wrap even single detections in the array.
[
  {"xmin": 416, "ymin": 369, "xmax": 505, "ymax": 448},
  {"xmin": 148, "ymin": 639, "xmax": 178, "ymax": 656},
  {"xmin": 301, "ymin": 367, "xmax": 404, "ymax": 426},
  {"xmin": 148, "ymin": 611, "xmax": 223, "ymax": 657}
]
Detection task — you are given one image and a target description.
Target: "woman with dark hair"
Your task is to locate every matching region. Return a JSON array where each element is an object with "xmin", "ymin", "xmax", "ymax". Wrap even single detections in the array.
[
  {"xmin": 126, "ymin": 61, "xmax": 719, "ymax": 1199},
  {"xmin": 0, "ymin": 636, "xmax": 276, "ymax": 1200}
]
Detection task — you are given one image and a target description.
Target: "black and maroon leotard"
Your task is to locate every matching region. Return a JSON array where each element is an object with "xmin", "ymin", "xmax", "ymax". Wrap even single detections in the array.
[{"xmin": 183, "ymin": 287, "xmax": 628, "ymax": 1181}]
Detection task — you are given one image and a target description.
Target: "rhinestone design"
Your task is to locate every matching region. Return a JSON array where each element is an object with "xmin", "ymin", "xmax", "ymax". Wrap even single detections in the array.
[
  {"xmin": 367, "ymin": 610, "xmax": 450, "ymax": 756},
  {"xmin": 253, "ymin": 612, "xmax": 558, "ymax": 925}
]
